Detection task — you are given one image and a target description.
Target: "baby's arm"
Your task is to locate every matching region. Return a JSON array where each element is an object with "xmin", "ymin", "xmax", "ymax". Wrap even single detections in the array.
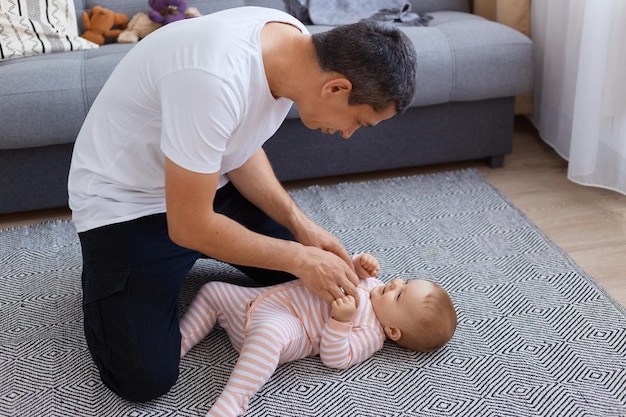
[
  {"xmin": 322, "ymin": 287, "xmax": 383, "ymax": 369},
  {"xmin": 320, "ymin": 319, "xmax": 384, "ymax": 369},
  {"xmin": 353, "ymin": 253, "xmax": 380, "ymax": 279}
]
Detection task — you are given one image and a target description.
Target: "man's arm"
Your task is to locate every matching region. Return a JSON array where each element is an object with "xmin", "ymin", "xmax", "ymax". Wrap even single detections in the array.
[
  {"xmin": 228, "ymin": 149, "xmax": 357, "ymax": 264},
  {"xmin": 164, "ymin": 153, "xmax": 359, "ymax": 304}
]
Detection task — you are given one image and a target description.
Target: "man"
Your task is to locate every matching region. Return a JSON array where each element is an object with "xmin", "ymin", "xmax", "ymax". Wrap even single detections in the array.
[{"xmin": 68, "ymin": 6, "xmax": 416, "ymax": 402}]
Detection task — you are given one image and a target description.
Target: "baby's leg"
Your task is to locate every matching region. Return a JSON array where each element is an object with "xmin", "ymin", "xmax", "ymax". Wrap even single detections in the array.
[
  {"xmin": 208, "ymin": 310, "xmax": 311, "ymax": 416},
  {"xmin": 180, "ymin": 282, "xmax": 221, "ymax": 357},
  {"xmin": 179, "ymin": 281, "xmax": 255, "ymax": 357}
]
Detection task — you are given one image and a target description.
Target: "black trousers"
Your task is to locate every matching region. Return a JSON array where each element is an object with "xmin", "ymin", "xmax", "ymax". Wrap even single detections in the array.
[{"xmin": 78, "ymin": 183, "xmax": 296, "ymax": 402}]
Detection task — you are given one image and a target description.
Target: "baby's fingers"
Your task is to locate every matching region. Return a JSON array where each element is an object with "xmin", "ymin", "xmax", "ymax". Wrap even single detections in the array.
[{"xmin": 360, "ymin": 257, "xmax": 379, "ymax": 276}]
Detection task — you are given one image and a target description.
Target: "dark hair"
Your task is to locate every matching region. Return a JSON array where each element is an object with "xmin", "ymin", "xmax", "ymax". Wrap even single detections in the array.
[{"xmin": 311, "ymin": 20, "xmax": 417, "ymax": 113}]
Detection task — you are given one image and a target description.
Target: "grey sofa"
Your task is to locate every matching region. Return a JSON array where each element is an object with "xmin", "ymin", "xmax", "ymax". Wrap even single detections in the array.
[{"xmin": 0, "ymin": 0, "xmax": 533, "ymax": 214}]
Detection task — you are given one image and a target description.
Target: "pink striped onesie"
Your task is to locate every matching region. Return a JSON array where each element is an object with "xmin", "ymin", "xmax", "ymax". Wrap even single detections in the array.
[{"xmin": 180, "ymin": 277, "xmax": 386, "ymax": 417}]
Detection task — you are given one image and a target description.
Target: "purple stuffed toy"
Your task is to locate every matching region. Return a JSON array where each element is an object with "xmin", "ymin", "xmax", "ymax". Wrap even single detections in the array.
[{"xmin": 148, "ymin": 0, "xmax": 189, "ymax": 25}]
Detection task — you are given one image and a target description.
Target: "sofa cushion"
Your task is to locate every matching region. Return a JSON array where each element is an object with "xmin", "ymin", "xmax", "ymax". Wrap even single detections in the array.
[
  {"xmin": 406, "ymin": 12, "xmax": 533, "ymax": 106},
  {"xmin": 0, "ymin": 43, "xmax": 133, "ymax": 149},
  {"xmin": 0, "ymin": 0, "xmax": 97, "ymax": 61}
]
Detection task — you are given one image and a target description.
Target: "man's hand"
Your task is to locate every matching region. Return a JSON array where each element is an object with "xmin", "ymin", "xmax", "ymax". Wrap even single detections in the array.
[
  {"xmin": 331, "ymin": 295, "xmax": 357, "ymax": 323},
  {"xmin": 291, "ymin": 217, "xmax": 360, "ymax": 305},
  {"xmin": 295, "ymin": 245, "xmax": 360, "ymax": 306},
  {"xmin": 293, "ymin": 218, "xmax": 356, "ymax": 272}
]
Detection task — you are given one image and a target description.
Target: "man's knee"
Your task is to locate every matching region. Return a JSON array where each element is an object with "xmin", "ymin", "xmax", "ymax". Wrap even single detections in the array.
[
  {"xmin": 102, "ymin": 361, "xmax": 180, "ymax": 402},
  {"xmin": 85, "ymin": 327, "xmax": 181, "ymax": 402}
]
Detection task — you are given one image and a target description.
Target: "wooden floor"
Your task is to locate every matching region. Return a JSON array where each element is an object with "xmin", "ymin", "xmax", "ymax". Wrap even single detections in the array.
[{"xmin": 2, "ymin": 117, "xmax": 625, "ymax": 308}]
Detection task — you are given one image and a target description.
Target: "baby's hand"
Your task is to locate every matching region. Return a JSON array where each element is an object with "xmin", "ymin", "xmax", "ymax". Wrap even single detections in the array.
[
  {"xmin": 331, "ymin": 295, "xmax": 357, "ymax": 323},
  {"xmin": 354, "ymin": 253, "xmax": 380, "ymax": 278}
]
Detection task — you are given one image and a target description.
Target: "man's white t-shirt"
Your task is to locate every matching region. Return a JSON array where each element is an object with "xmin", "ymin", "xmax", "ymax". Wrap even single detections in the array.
[{"xmin": 68, "ymin": 7, "xmax": 307, "ymax": 233}]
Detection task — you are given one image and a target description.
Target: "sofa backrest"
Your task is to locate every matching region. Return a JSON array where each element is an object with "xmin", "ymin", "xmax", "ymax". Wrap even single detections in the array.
[
  {"xmin": 74, "ymin": 0, "xmax": 469, "ymax": 31},
  {"xmin": 74, "ymin": 0, "xmax": 285, "ymax": 33},
  {"xmin": 73, "ymin": 0, "xmax": 288, "ymax": 31}
]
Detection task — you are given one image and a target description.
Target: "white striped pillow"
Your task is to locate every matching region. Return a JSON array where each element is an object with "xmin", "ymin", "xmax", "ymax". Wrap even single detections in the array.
[{"xmin": 0, "ymin": 0, "xmax": 97, "ymax": 61}]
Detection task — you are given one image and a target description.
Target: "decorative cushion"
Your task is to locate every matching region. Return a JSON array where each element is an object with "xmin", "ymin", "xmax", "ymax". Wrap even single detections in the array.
[{"xmin": 0, "ymin": 0, "xmax": 97, "ymax": 61}]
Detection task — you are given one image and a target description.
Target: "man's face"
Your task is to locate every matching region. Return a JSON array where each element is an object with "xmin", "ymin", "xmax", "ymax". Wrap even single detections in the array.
[{"xmin": 299, "ymin": 98, "xmax": 396, "ymax": 139}]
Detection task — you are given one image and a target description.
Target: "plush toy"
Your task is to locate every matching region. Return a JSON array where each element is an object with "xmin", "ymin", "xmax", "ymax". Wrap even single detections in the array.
[
  {"xmin": 117, "ymin": 12, "xmax": 161, "ymax": 43},
  {"xmin": 148, "ymin": 0, "xmax": 192, "ymax": 25},
  {"xmin": 81, "ymin": 6, "xmax": 129, "ymax": 45},
  {"xmin": 118, "ymin": 6, "xmax": 201, "ymax": 43}
]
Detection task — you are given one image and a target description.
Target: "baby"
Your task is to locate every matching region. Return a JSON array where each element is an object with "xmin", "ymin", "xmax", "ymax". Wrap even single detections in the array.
[{"xmin": 180, "ymin": 254, "xmax": 457, "ymax": 417}]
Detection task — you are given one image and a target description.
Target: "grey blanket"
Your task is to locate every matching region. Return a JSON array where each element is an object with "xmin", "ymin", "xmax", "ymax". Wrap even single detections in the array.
[{"xmin": 283, "ymin": 0, "xmax": 432, "ymax": 26}]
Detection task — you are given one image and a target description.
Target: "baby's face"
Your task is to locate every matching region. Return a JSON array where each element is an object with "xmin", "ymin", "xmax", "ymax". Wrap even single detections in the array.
[{"xmin": 370, "ymin": 279, "xmax": 436, "ymax": 329}]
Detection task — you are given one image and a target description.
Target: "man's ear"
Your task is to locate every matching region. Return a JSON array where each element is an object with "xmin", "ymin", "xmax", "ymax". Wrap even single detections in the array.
[
  {"xmin": 321, "ymin": 78, "xmax": 352, "ymax": 97},
  {"xmin": 384, "ymin": 326, "xmax": 402, "ymax": 342}
]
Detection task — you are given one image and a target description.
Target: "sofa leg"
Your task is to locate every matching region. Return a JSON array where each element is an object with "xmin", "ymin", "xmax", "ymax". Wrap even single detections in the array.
[{"xmin": 486, "ymin": 155, "xmax": 505, "ymax": 168}]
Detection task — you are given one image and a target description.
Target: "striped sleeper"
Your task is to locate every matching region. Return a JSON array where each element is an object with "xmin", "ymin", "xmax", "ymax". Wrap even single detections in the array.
[{"xmin": 179, "ymin": 278, "xmax": 385, "ymax": 417}]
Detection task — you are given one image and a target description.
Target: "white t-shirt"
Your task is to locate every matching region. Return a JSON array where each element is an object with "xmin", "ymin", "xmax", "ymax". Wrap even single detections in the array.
[{"xmin": 68, "ymin": 7, "xmax": 307, "ymax": 233}]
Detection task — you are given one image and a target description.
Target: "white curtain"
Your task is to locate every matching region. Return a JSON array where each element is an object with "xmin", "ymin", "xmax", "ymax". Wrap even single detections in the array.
[{"xmin": 531, "ymin": 0, "xmax": 626, "ymax": 194}]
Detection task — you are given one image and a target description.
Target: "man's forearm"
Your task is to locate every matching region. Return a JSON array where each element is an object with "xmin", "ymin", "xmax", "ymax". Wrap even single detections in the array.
[
  {"xmin": 227, "ymin": 148, "xmax": 308, "ymax": 236},
  {"xmin": 208, "ymin": 213, "xmax": 307, "ymax": 273},
  {"xmin": 165, "ymin": 155, "xmax": 307, "ymax": 275},
  {"xmin": 166, "ymin": 154, "xmax": 359, "ymax": 304}
]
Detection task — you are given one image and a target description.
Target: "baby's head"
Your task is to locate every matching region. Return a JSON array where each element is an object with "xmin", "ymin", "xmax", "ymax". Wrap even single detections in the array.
[{"xmin": 370, "ymin": 278, "xmax": 457, "ymax": 352}]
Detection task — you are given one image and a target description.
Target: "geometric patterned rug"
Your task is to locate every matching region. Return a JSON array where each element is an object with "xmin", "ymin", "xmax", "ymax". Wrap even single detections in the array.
[{"xmin": 1, "ymin": 168, "xmax": 624, "ymax": 416}]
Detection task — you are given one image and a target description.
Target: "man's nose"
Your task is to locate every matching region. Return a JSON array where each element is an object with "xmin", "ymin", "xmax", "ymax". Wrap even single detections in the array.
[{"xmin": 340, "ymin": 125, "xmax": 359, "ymax": 138}]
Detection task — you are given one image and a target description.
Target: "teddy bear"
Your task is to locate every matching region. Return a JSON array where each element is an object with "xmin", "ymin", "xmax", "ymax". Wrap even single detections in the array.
[
  {"xmin": 81, "ymin": 6, "xmax": 129, "ymax": 45},
  {"xmin": 148, "ymin": 0, "xmax": 192, "ymax": 25},
  {"xmin": 117, "ymin": 5, "xmax": 201, "ymax": 43},
  {"xmin": 117, "ymin": 12, "xmax": 161, "ymax": 43}
]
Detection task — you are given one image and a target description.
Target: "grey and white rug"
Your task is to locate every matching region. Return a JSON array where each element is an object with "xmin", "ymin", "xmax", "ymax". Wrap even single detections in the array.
[{"xmin": 1, "ymin": 169, "xmax": 625, "ymax": 416}]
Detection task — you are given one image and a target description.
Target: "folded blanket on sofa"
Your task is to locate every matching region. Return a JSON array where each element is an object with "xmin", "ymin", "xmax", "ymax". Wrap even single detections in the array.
[
  {"xmin": 283, "ymin": 0, "xmax": 431, "ymax": 26},
  {"xmin": 366, "ymin": 3, "xmax": 433, "ymax": 26}
]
